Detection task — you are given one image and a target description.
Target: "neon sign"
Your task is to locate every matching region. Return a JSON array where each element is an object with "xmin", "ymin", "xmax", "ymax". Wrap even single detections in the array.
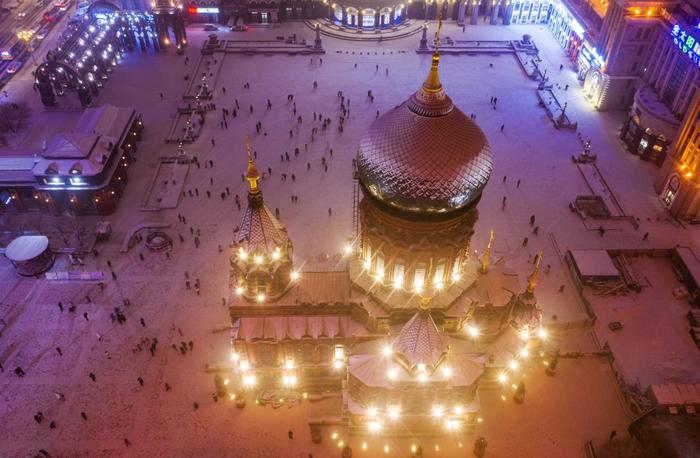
[
  {"xmin": 188, "ymin": 6, "xmax": 219, "ymax": 13},
  {"xmin": 671, "ymin": 24, "xmax": 700, "ymax": 66}
]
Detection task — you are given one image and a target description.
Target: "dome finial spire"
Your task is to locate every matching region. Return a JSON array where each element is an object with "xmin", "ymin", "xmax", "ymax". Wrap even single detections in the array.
[
  {"xmin": 245, "ymin": 134, "xmax": 261, "ymax": 194},
  {"xmin": 423, "ymin": 4, "xmax": 443, "ymax": 93}
]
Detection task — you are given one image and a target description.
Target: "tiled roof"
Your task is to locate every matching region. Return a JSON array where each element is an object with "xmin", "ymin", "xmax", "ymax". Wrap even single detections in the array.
[
  {"xmin": 392, "ymin": 309, "xmax": 447, "ymax": 370},
  {"xmin": 235, "ymin": 199, "xmax": 289, "ymax": 253},
  {"xmin": 233, "ymin": 315, "xmax": 368, "ymax": 342},
  {"xmin": 357, "ymin": 73, "xmax": 493, "ymax": 214},
  {"xmin": 231, "ymin": 270, "xmax": 351, "ymax": 306}
]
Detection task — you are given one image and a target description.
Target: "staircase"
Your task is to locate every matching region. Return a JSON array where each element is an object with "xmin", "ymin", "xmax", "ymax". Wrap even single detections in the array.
[{"xmin": 352, "ymin": 172, "xmax": 360, "ymax": 241}]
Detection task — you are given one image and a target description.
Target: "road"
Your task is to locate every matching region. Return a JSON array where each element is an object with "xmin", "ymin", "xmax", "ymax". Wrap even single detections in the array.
[{"xmin": 0, "ymin": 0, "xmax": 72, "ymax": 87}]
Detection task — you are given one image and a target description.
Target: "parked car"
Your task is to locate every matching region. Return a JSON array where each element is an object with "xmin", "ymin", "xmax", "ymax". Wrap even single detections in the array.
[
  {"xmin": 203, "ymin": 24, "xmax": 217, "ymax": 31},
  {"xmin": 232, "ymin": 24, "xmax": 247, "ymax": 31},
  {"xmin": 6, "ymin": 61, "xmax": 22, "ymax": 74}
]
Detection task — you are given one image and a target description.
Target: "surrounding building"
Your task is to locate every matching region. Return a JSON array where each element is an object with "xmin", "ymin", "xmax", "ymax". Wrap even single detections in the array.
[
  {"xmin": 621, "ymin": 6, "xmax": 700, "ymax": 165},
  {"xmin": 228, "ymin": 42, "xmax": 546, "ymax": 432},
  {"xmin": 655, "ymin": 90, "xmax": 700, "ymax": 219},
  {"xmin": 0, "ymin": 105, "xmax": 143, "ymax": 215}
]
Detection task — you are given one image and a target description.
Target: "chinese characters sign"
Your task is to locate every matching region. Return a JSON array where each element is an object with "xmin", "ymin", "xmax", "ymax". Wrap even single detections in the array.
[{"xmin": 672, "ymin": 24, "xmax": 700, "ymax": 66}]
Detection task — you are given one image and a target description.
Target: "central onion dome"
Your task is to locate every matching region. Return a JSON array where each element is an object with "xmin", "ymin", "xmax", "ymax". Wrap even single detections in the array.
[{"xmin": 357, "ymin": 52, "xmax": 493, "ymax": 214}]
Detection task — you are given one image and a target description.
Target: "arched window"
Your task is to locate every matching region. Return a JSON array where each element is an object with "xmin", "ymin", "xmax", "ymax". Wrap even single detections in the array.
[
  {"xmin": 347, "ymin": 7, "xmax": 358, "ymax": 26},
  {"xmin": 362, "ymin": 8, "xmax": 375, "ymax": 27},
  {"xmin": 380, "ymin": 7, "xmax": 391, "ymax": 25},
  {"xmin": 433, "ymin": 261, "xmax": 445, "ymax": 286},
  {"xmin": 333, "ymin": 4, "xmax": 342, "ymax": 20},
  {"xmin": 375, "ymin": 252, "xmax": 385, "ymax": 279},
  {"xmin": 452, "ymin": 256, "xmax": 461, "ymax": 281},
  {"xmin": 364, "ymin": 244, "xmax": 372, "ymax": 270},
  {"xmin": 413, "ymin": 263, "xmax": 426, "ymax": 292},
  {"xmin": 393, "ymin": 260, "xmax": 405, "ymax": 287}
]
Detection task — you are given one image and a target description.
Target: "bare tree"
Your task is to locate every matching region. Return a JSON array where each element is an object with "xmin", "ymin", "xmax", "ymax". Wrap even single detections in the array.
[{"xmin": 0, "ymin": 102, "xmax": 30, "ymax": 134}]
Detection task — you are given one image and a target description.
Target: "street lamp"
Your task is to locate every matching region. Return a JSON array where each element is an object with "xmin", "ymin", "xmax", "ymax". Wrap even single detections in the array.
[{"xmin": 17, "ymin": 30, "xmax": 38, "ymax": 65}]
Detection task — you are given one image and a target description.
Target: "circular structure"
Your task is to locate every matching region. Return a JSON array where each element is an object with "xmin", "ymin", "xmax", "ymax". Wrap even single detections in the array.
[
  {"xmin": 5, "ymin": 235, "xmax": 54, "ymax": 276},
  {"xmin": 357, "ymin": 56, "xmax": 493, "ymax": 215},
  {"xmin": 145, "ymin": 231, "xmax": 173, "ymax": 251}
]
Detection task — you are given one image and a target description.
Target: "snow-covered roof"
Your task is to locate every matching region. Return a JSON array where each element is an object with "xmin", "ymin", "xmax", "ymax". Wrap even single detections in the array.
[
  {"xmin": 0, "ymin": 104, "xmax": 135, "ymax": 184},
  {"xmin": 43, "ymin": 132, "xmax": 98, "ymax": 159},
  {"xmin": 232, "ymin": 315, "xmax": 368, "ymax": 342},
  {"xmin": 5, "ymin": 235, "xmax": 49, "ymax": 262},
  {"xmin": 569, "ymin": 250, "xmax": 620, "ymax": 279},
  {"xmin": 349, "ymin": 337, "xmax": 484, "ymax": 388}
]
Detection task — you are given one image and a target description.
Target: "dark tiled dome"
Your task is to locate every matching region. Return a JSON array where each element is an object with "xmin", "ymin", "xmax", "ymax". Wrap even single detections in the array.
[{"xmin": 357, "ymin": 54, "xmax": 493, "ymax": 214}]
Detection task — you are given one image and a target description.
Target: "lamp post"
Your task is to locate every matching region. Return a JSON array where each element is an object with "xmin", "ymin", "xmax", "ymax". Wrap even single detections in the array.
[{"xmin": 17, "ymin": 30, "xmax": 38, "ymax": 65}]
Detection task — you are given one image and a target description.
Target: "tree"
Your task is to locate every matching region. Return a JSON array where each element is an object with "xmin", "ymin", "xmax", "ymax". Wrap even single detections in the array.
[{"xmin": 0, "ymin": 102, "xmax": 30, "ymax": 134}]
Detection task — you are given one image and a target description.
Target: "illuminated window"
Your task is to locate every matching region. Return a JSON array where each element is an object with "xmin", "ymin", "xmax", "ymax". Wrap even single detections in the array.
[
  {"xmin": 433, "ymin": 262, "xmax": 445, "ymax": 284},
  {"xmin": 375, "ymin": 252, "xmax": 385, "ymax": 277},
  {"xmin": 413, "ymin": 263, "xmax": 426, "ymax": 291},
  {"xmin": 362, "ymin": 9, "xmax": 375, "ymax": 27},
  {"xmin": 393, "ymin": 261, "xmax": 405, "ymax": 287}
]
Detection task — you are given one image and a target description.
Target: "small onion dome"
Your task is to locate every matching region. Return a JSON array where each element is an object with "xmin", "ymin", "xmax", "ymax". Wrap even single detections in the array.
[{"xmin": 357, "ymin": 52, "xmax": 493, "ymax": 214}]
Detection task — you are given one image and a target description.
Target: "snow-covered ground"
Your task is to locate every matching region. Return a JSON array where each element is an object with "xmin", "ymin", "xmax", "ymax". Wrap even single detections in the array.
[{"xmin": 0, "ymin": 19, "xmax": 697, "ymax": 457}]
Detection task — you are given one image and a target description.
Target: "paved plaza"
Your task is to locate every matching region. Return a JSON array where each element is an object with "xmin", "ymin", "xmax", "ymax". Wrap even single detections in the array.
[{"xmin": 0, "ymin": 18, "xmax": 698, "ymax": 458}]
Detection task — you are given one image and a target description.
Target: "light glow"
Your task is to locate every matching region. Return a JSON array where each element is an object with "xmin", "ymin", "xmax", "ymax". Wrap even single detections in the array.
[
  {"xmin": 382, "ymin": 345, "xmax": 393, "ymax": 357},
  {"xmin": 290, "ymin": 271, "xmax": 300, "ymax": 281},
  {"xmin": 466, "ymin": 324, "xmax": 480, "ymax": 338},
  {"xmin": 431, "ymin": 405, "xmax": 444, "ymax": 418},
  {"xmin": 368, "ymin": 420, "xmax": 382, "ymax": 432},
  {"xmin": 441, "ymin": 366, "xmax": 453, "ymax": 378},
  {"xmin": 445, "ymin": 419, "xmax": 460, "ymax": 430},
  {"xmin": 498, "ymin": 372, "xmax": 508, "ymax": 384},
  {"xmin": 242, "ymin": 374, "xmax": 256, "ymax": 387},
  {"xmin": 387, "ymin": 406, "xmax": 401, "ymax": 420}
]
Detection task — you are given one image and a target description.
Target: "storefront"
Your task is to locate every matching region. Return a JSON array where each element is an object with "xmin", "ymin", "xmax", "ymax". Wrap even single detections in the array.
[
  {"xmin": 547, "ymin": 1, "xmax": 586, "ymax": 64},
  {"xmin": 510, "ymin": 0, "xmax": 551, "ymax": 24},
  {"xmin": 620, "ymin": 120, "xmax": 669, "ymax": 165},
  {"xmin": 248, "ymin": 2, "xmax": 279, "ymax": 23},
  {"xmin": 330, "ymin": 2, "xmax": 405, "ymax": 28},
  {"xmin": 576, "ymin": 43, "xmax": 602, "ymax": 80},
  {"xmin": 186, "ymin": 4, "xmax": 221, "ymax": 22},
  {"xmin": 619, "ymin": 85, "xmax": 678, "ymax": 166}
]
